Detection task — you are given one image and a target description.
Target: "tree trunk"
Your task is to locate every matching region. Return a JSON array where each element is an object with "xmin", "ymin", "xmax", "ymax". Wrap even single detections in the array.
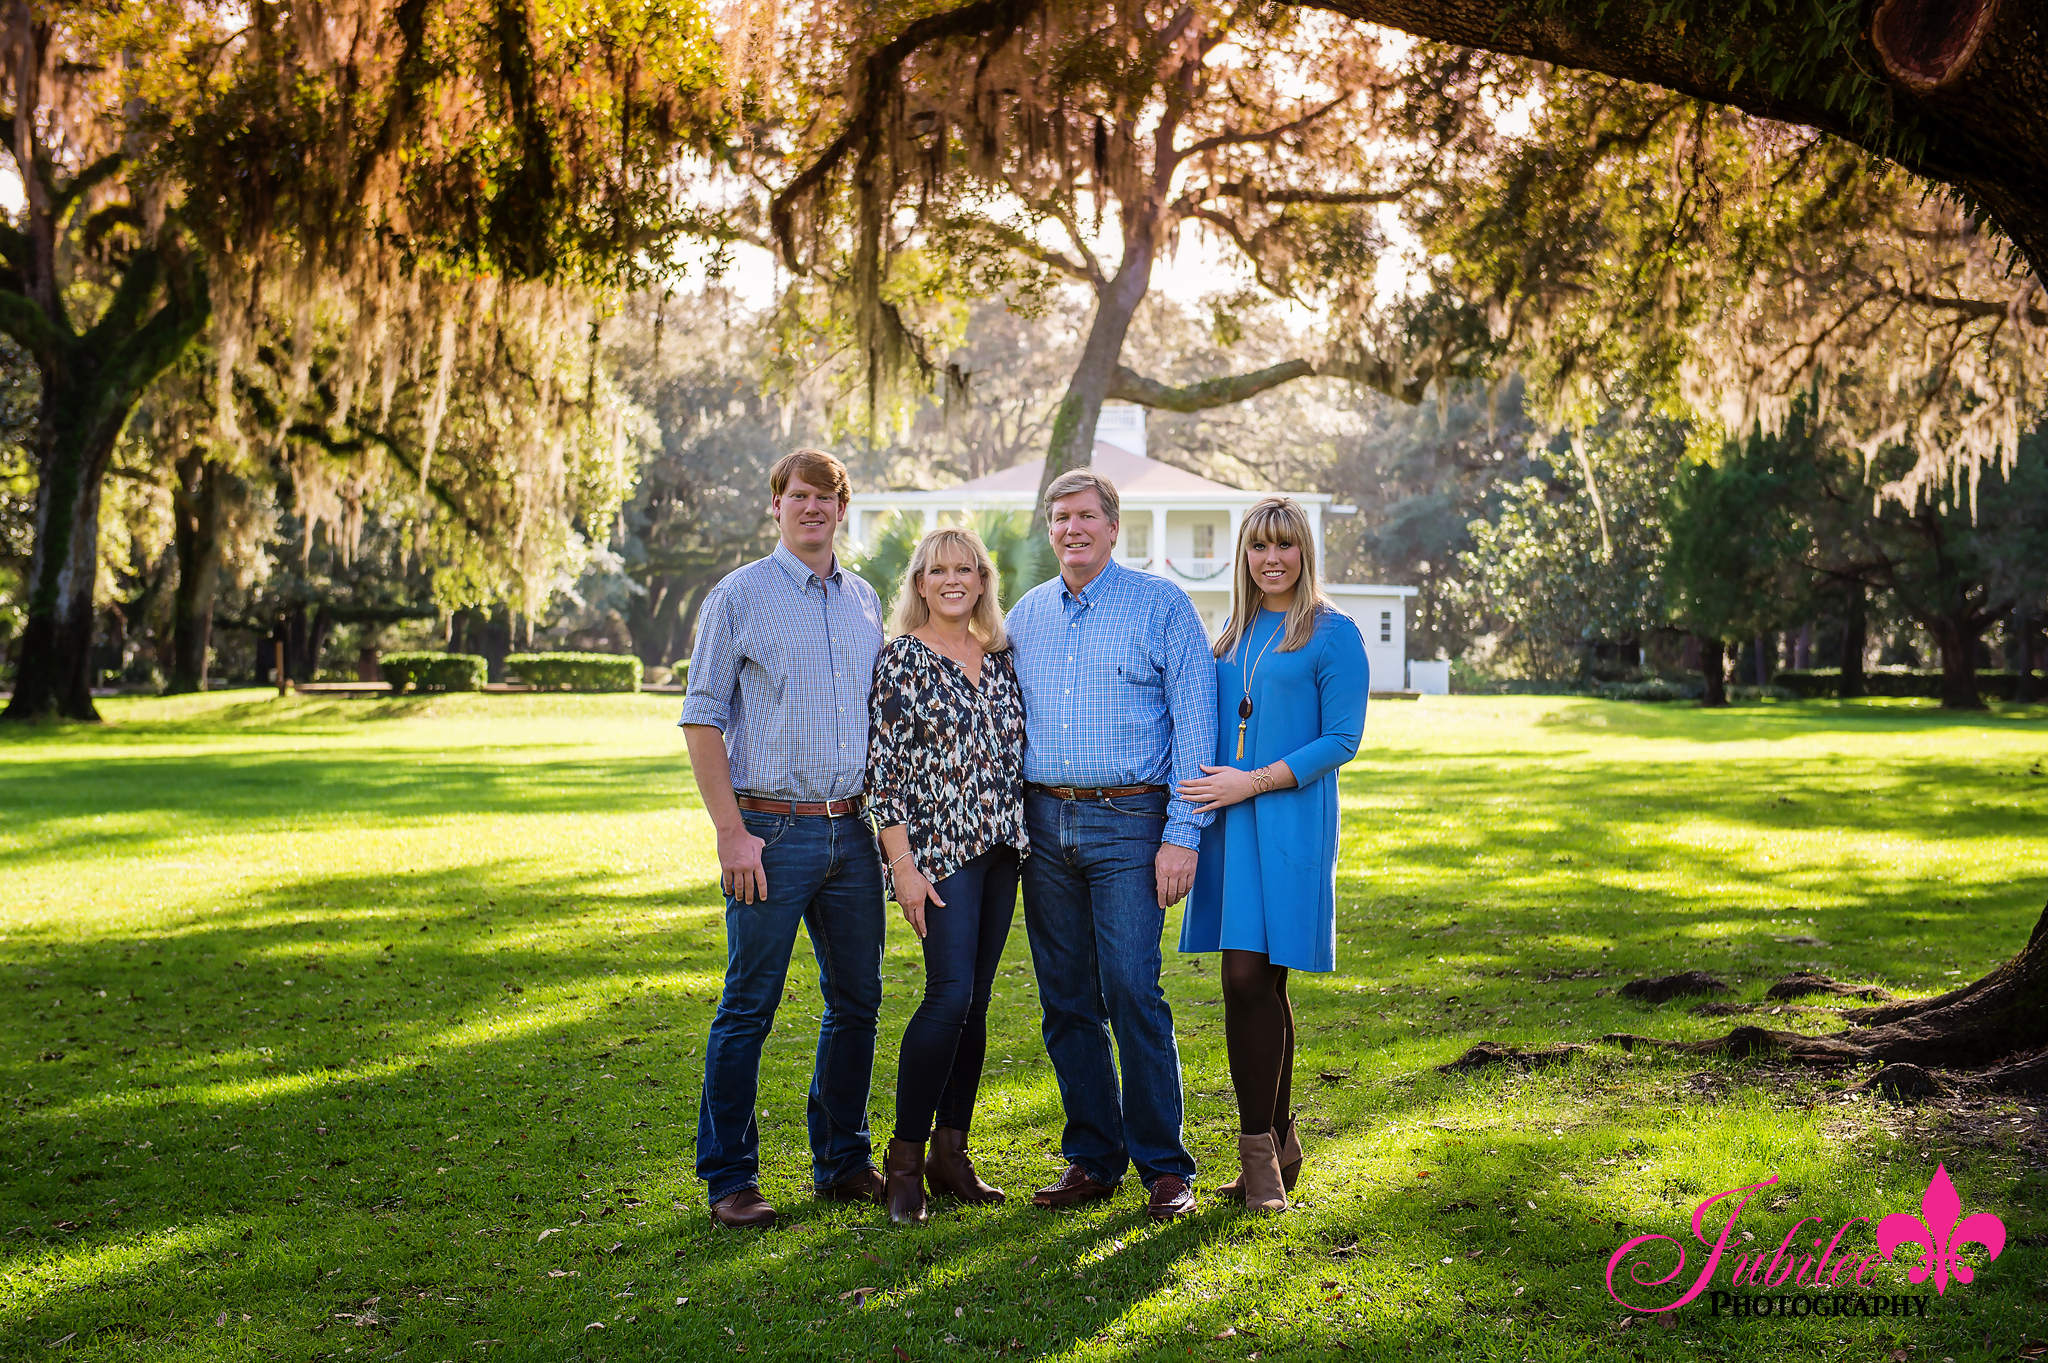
[
  {"xmin": 1752, "ymin": 632, "xmax": 1771, "ymax": 688},
  {"xmin": 2017, "ymin": 607, "xmax": 2038, "ymax": 703},
  {"xmin": 1839, "ymin": 582, "xmax": 1868, "ymax": 698},
  {"xmin": 2, "ymin": 369, "xmax": 136, "ymax": 722},
  {"xmin": 1698, "ymin": 635, "xmax": 1727, "ymax": 707},
  {"xmin": 1927, "ymin": 614, "xmax": 1987, "ymax": 710},
  {"xmin": 1031, "ymin": 233, "xmax": 1159, "ymax": 535},
  {"xmin": 1297, "ymin": 0, "xmax": 2048, "ymax": 282},
  {"xmin": 165, "ymin": 448, "xmax": 223, "ymax": 695},
  {"xmin": 1605, "ymin": 901, "xmax": 2048, "ymax": 1091}
]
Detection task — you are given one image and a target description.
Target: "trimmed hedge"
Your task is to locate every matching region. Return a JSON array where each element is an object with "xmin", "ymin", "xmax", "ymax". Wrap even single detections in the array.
[
  {"xmin": 382, "ymin": 652, "xmax": 487, "ymax": 693},
  {"xmin": 1594, "ymin": 678, "xmax": 1704, "ymax": 703},
  {"xmin": 505, "ymin": 651, "xmax": 642, "ymax": 692},
  {"xmin": 1775, "ymin": 667, "xmax": 2040, "ymax": 700}
]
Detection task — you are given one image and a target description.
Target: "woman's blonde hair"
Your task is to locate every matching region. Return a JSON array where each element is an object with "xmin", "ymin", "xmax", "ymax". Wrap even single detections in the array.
[
  {"xmin": 1213, "ymin": 496, "xmax": 1329, "ymax": 658},
  {"xmin": 889, "ymin": 526, "xmax": 1008, "ymax": 649}
]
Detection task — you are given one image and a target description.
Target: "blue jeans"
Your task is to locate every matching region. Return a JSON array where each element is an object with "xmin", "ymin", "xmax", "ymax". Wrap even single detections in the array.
[
  {"xmin": 696, "ymin": 810, "xmax": 885, "ymax": 1204},
  {"xmin": 893, "ymin": 846, "xmax": 1020, "ymax": 1143},
  {"xmin": 1020, "ymin": 787, "xmax": 1195, "ymax": 1189}
]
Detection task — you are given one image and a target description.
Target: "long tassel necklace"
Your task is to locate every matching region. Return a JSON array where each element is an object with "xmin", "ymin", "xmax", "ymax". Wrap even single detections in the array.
[{"xmin": 1235, "ymin": 615, "xmax": 1283, "ymax": 760}]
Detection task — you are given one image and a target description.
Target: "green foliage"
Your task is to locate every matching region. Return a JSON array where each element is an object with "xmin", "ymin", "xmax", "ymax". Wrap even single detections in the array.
[
  {"xmin": 1457, "ymin": 419, "xmax": 1684, "ymax": 678},
  {"xmin": 1594, "ymin": 677, "xmax": 1705, "ymax": 702},
  {"xmin": 505, "ymin": 652, "xmax": 642, "ymax": 692},
  {"xmin": 1776, "ymin": 668, "xmax": 2040, "ymax": 701},
  {"xmin": 845, "ymin": 512, "xmax": 924, "ymax": 619},
  {"xmin": 972, "ymin": 509, "xmax": 1055, "ymax": 611},
  {"xmin": 1663, "ymin": 398, "xmax": 1821, "ymax": 643},
  {"xmin": 380, "ymin": 652, "xmax": 488, "ymax": 693}
]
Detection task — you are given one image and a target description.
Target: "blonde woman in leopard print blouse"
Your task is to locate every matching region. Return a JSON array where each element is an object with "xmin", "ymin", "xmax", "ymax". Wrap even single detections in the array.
[{"xmin": 866, "ymin": 526, "xmax": 1028, "ymax": 1226}]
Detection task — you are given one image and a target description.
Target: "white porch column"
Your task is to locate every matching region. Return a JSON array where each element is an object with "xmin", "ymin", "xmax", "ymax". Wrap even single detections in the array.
[
  {"xmin": 1227, "ymin": 505, "xmax": 1242, "ymax": 565},
  {"xmin": 1150, "ymin": 506, "xmax": 1167, "ymax": 574},
  {"xmin": 922, "ymin": 507, "xmax": 937, "ymax": 535}
]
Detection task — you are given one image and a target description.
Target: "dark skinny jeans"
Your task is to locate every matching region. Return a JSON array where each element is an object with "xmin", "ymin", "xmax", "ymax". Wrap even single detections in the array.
[{"xmin": 892, "ymin": 846, "xmax": 1020, "ymax": 1143}]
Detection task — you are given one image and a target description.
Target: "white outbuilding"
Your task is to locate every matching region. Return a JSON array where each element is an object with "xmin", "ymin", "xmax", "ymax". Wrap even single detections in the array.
[{"xmin": 844, "ymin": 406, "xmax": 1419, "ymax": 692}]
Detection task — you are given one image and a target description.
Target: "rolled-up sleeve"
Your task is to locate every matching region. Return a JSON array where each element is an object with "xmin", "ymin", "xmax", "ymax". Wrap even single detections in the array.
[
  {"xmin": 1279, "ymin": 615, "xmax": 1369, "ymax": 787},
  {"xmin": 866, "ymin": 649, "xmax": 916, "ymax": 830},
  {"xmin": 1159, "ymin": 591, "xmax": 1219, "ymax": 849},
  {"xmin": 678, "ymin": 587, "xmax": 739, "ymax": 730}
]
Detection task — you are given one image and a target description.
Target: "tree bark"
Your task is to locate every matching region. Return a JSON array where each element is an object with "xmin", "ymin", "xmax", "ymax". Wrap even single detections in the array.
[
  {"xmin": 1926, "ymin": 613, "xmax": 1988, "ymax": 710},
  {"xmin": 2016, "ymin": 607, "xmax": 2038, "ymax": 703},
  {"xmin": 1698, "ymin": 635, "xmax": 1727, "ymax": 707},
  {"xmin": 1297, "ymin": 0, "xmax": 2048, "ymax": 281},
  {"xmin": 1839, "ymin": 581, "xmax": 1868, "ymax": 698},
  {"xmin": 1033, "ymin": 237, "xmax": 1158, "ymax": 533},
  {"xmin": 1605, "ymin": 901, "xmax": 2048, "ymax": 1091},
  {"xmin": 165, "ymin": 448, "xmax": 223, "ymax": 695},
  {"xmin": 5, "ymin": 366, "xmax": 149, "ymax": 721}
]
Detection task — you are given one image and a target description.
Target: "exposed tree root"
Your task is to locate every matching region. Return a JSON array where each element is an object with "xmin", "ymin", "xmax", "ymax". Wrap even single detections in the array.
[
  {"xmin": 1438, "ymin": 1041, "xmax": 1586, "ymax": 1074},
  {"xmin": 1601, "ymin": 903, "xmax": 2048, "ymax": 1093},
  {"xmin": 1766, "ymin": 972, "xmax": 1895, "ymax": 1003},
  {"xmin": 1619, "ymin": 970, "xmax": 1729, "ymax": 1003}
]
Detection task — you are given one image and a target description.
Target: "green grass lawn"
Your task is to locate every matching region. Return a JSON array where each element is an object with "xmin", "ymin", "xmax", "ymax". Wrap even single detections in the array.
[{"xmin": 3, "ymin": 691, "xmax": 2046, "ymax": 1363}]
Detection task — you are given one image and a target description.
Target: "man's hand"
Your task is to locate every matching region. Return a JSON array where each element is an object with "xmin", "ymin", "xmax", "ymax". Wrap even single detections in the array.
[
  {"xmin": 717, "ymin": 823, "xmax": 769, "ymax": 904},
  {"xmin": 1155, "ymin": 843, "xmax": 1198, "ymax": 908}
]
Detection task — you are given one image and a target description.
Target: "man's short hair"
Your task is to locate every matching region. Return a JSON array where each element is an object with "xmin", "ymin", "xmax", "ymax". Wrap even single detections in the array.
[
  {"xmin": 771, "ymin": 448, "xmax": 852, "ymax": 504},
  {"xmin": 1043, "ymin": 467, "xmax": 1119, "ymax": 524}
]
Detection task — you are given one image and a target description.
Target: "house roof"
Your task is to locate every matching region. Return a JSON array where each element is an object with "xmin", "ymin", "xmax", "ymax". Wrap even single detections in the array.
[{"xmin": 948, "ymin": 443, "xmax": 1249, "ymax": 497}]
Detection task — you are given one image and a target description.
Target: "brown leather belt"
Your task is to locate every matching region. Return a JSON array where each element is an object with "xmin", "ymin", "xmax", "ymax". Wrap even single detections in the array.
[
  {"xmin": 1027, "ymin": 782, "xmax": 1167, "ymax": 801},
  {"xmin": 736, "ymin": 793, "xmax": 867, "ymax": 817}
]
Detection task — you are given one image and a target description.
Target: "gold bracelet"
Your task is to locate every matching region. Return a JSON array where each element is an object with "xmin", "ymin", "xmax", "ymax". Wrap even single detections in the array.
[{"xmin": 1251, "ymin": 767, "xmax": 1272, "ymax": 796}]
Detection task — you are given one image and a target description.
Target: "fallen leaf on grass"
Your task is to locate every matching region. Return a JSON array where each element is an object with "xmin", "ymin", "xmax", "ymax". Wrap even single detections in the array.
[
  {"xmin": 536, "ymin": 1227, "xmax": 563, "ymax": 1242},
  {"xmin": 546, "ymin": 1270, "xmax": 578, "ymax": 1279},
  {"xmin": 1215, "ymin": 1327, "xmax": 1236, "ymax": 1339},
  {"xmin": 584, "ymin": 1321, "xmax": 605, "ymax": 1332},
  {"xmin": 893, "ymin": 1348, "xmax": 912, "ymax": 1362},
  {"xmin": 838, "ymin": 1286, "xmax": 880, "ymax": 1304},
  {"xmin": 46, "ymin": 1333, "xmax": 77, "ymax": 1347},
  {"xmin": 215, "ymin": 1312, "xmax": 228, "ymax": 1327}
]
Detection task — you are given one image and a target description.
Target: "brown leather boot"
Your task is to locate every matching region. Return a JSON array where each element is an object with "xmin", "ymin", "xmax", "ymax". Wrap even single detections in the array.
[
  {"xmin": 884, "ymin": 1138, "xmax": 928, "ymax": 1226},
  {"xmin": 925, "ymin": 1127, "xmax": 1005, "ymax": 1205}
]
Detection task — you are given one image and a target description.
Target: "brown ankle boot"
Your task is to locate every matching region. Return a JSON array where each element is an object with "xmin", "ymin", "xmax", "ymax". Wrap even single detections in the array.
[
  {"xmin": 925, "ymin": 1127, "xmax": 1004, "ymax": 1204},
  {"xmin": 1276, "ymin": 1112, "xmax": 1302, "ymax": 1192},
  {"xmin": 1236, "ymin": 1131, "xmax": 1287, "ymax": 1213},
  {"xmin": 885, "ymin": 1138, "xmax": 928, "ymax": 1225}
]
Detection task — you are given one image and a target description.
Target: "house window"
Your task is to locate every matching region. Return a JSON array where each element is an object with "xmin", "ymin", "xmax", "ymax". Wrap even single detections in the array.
[
  {"xmin": 1193, "ymin": 523, "xmax": 1215, "ymax": 558},
  {"xmin": 1379, "ymin": 610, "xmax": 1392, "ymax": 643},
  {"xmin": 1124, "ymin": 521, "xmax": 1150, "ymax": 558}
]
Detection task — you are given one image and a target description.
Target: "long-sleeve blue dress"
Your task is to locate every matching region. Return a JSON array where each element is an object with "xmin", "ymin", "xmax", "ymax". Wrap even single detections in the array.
[{"xmin": 1178, "ymin": 606, "xmax": 1369, "ymax": 972}]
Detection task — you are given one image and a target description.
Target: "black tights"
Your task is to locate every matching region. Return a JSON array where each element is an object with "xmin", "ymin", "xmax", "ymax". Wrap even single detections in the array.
[{"xmin": 1220, "ymin": 949, "xmax": 1293, "ymax": 1136}]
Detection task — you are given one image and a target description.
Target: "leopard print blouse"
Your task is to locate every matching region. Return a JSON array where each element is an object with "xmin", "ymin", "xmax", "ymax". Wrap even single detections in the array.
[{"xmin": 866, "ymin": 634, "xmax": 1029, "ymax": 899}]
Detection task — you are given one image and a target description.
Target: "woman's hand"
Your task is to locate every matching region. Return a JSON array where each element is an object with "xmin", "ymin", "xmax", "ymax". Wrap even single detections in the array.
[
  {"xmin": 895, "ymin": 863, "xmax": 945, "ymax": 939},
  {"xmin": 1178, "ymin": 764, "xmax": 1260, "ymax": 815}
]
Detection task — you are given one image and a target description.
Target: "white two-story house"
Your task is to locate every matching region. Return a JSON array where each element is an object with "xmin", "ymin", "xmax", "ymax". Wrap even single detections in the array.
[{"xmin": 845, "ymin": 406, "xmax": 1419, "ymax": 691}]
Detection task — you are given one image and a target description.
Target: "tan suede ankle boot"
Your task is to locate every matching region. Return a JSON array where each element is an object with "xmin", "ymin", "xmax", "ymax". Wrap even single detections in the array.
[{"xmin": 1236, "ymin": 1131, "xmax": 1287, "ymax": 1213}]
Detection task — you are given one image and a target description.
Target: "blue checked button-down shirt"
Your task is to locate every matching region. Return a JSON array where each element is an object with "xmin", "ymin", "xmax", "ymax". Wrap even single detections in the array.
[
  {"xmin": 1007, "ymin": 559, "xmax": 1218, "ymax": 849},
  {"xmin": 679, "ymin": 543, "xmax": 884, "ymax": 801}
]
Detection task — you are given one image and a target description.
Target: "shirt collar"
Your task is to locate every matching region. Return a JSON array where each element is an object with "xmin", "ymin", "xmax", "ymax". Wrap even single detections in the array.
[
  {"xmin": 1060, "ymin": 556, "xmax": 1121, "ymax": 608},
  {"xmin": 771, "ymin": 541, "xmax": 841, "ymax": 590}
]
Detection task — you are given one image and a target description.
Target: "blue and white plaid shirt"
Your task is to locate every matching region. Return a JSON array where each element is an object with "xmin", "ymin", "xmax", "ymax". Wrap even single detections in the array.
[
  {"xmin": 679, "ymin": 543, "xmax": 884, "ymax": 802},
  {"xmin": 1007, "ymin": 559, "xmax": 1218, "ymax": 849}
]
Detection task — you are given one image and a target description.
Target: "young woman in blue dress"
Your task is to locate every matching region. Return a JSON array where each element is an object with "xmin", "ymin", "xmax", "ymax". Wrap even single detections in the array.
[{"xmin": 1177, "ymin": 496, "xmax": 1369, "ymax": 1212}]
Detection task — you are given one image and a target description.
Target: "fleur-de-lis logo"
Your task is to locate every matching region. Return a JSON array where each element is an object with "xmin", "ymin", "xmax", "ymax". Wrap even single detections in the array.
[{"xmin": 1875, "ymin": 1163, "xmax": 2006, "ymax": 1295}]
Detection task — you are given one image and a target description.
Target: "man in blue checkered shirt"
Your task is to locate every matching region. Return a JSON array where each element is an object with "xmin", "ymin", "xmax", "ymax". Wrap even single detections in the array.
[
  {"xmin": 1006, "ymin": 467, "xmax": 1217, "ymax": 1220},
  {"xmin": 680, "ymin": 448, "xmax": 888, "ymax": 1230}
]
